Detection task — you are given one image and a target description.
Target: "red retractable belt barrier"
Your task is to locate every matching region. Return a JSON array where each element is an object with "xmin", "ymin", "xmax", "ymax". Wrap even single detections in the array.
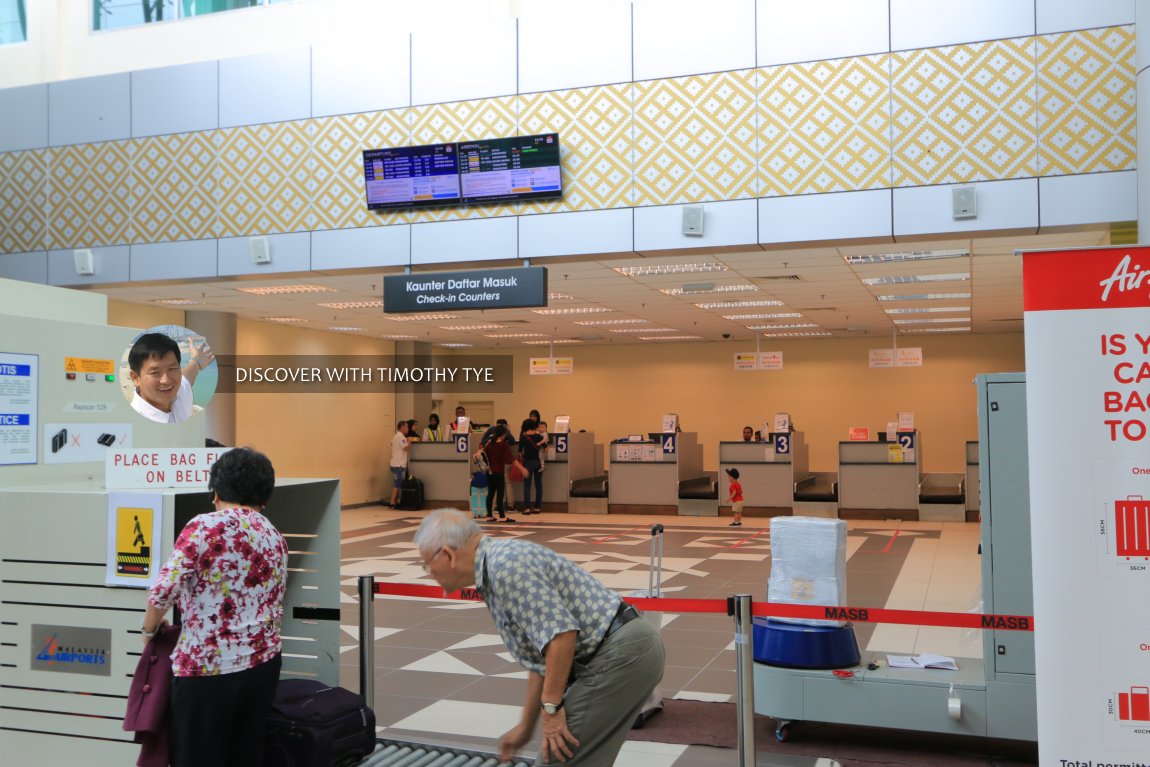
[{"xmin": 370, "ymin": 582, "xmax": 1034, "ymax": 631}]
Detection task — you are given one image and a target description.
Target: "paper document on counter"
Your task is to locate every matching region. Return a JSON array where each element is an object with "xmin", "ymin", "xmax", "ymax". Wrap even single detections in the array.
[{"xmin": 886, "ymin": 653, "xmax": 958, "ymax": 670}]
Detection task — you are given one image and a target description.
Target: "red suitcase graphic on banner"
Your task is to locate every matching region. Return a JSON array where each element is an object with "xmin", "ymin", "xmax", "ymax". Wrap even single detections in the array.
[
  {"xmin": 1118, "ymin": 686, "xmax": 1150, "ymax": 721},
  {"xmin": 1114, "ymin": 496, "xmax": 1150, "ymax": 558}
]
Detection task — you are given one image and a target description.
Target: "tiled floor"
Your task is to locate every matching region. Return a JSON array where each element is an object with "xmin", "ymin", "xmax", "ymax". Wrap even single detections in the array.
[{"xmin": 337, "ymin": 508, "xmax": 986, "ymax": 766}]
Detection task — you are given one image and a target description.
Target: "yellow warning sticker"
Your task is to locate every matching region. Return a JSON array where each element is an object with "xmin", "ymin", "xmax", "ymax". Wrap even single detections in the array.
[
  {"xmin": 115, "ymin": 507, "xmax": 153, "ymax": 578},
  {"xmin": 65, "ymin": 357, "xmax": 115, "ymax": 374}
]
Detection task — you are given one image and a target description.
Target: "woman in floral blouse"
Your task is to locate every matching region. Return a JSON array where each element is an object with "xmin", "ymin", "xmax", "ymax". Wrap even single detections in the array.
[{"xmin": 142, "ymin": 447, "xmax": 288, "ymax": 766}]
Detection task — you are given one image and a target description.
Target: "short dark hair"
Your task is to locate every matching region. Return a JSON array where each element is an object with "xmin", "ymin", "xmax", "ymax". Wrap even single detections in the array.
[
  {"xmin": 396, "ymin": 420, "xmax": 408, "ymax": 431},
  {"xmin": 529, "ymin": 409, "xmax": 541, "ymax": 420},
  {"xmin": 428, "ymin": 413, "xmax": 439, "ymax": 424},
  {"xmin": 521, "ymin": 418, "xmax": 538, "ymax": 432},
  {"xmin": 129, "ymin": 333, "xmax": 181, "ymax": 374},
  {"xmin": 496, "ymin": 418, "xmax": 508, "ymax": 426},
  {"xmin": 208, "ymin": 447, "xmax": 275, "ymax": 508}
]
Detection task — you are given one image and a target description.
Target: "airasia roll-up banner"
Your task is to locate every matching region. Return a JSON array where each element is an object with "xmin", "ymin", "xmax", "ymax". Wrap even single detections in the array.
[{"xmin": 1023, "ymin": 246, "xmax": 1150, "ymax": 764}]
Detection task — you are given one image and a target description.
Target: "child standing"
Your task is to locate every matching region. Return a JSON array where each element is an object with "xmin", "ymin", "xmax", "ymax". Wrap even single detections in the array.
[{"xmin": 726, "ymin": 467, "xmax": 743, "ymax": 526}]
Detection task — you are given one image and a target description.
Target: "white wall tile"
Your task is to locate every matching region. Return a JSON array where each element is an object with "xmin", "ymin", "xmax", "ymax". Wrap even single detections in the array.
[
  {"xmin": 634, "ymin": 200, "xmax": 758, "ymax": 253},
  {"xmin": 218, "ymin": 233, "xmax": 312, "ymax": 277},
  {"xmin": 1039, "ymin": 171, "xmax": 1136, "ymax": 229},
  {"xmin": 1138, "ymin": 75, "xmax": 1150, "ymax": 230},
  {"xmin": 312, "ymin": 35, "xmax": 410, "ymax": 117},
  {"xmin": 311, "ymin": 226, "xmax": 410, "ymax": 271},
  {"xmin": 0, "ymin": 252, "xmax": 47, "ymax": 284},
  {"xmin": 48, "ymin": 245, "xmax": 130, "ymax": 287},
  {"xmin": 0, "ymin": 85, "xmax": 47, "ymax": 152},
  {"xmin": 757, "ymin": 0, "xmax": 889, "ymax": 66},
  {"xmin": 48, "ymin": 74, "xmax": 131, "ymax": 147},
  {"xmin": 132, "ymin": 61, "xmax": 218, "ymax": 138},
  {"xmin": 519, "ymin": 4, "xmax": 632, "ymax": 94},
  {"xmin": 890, "ymin": 0, "xmax": 1034, "ymax": 51},
  {"xmin": 219, "ymin": 49, "xmax": 311, "ymax": 128},
  {"xmin": 412, "ymin": 19, "xmax": 517, "ymax": 106},
  {"xmin": 412, "ymin": 217, "xmax": 518, "ymax": 265},
  {"xmin": 520, "ymin": 209, "xmax": 633, "ymax": 259},
  {"xmin": 760, "ymin": 190, "xmax": 893, "ymax": 245},
  {"xmin": 1037, "ymin": 0, "xmax": 1134, "ymax": 35},
  {"xmin": 634, "ymin": 0, "xmax": 756, "ymax": 81},
  {"xmin": 893, "ymin": 180, "xmax": 1038, "ymax": 237},
  {"xmin": 130, "ymin": 240, "xmax": 218, "ymax": 282}
]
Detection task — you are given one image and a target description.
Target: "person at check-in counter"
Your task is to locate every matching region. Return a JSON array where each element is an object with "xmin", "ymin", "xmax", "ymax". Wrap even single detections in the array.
[
  {"xmin": 741, "ymin": 425, "xmax": 755, "ymax": 442},
  {"xmin": 449, "ymin": 406, "xmax": 468, "ymax": 435},
  {"xmin": 128, "ymin": 332, "xmax": 214, "ymax": 424},
  {"xmin": 414, "ymin": 509, "xmax": 665, "ymax": 766},
  {"xmin": 388, "ymin": 421, "xmax": 410, "ymax": 509},
  {"xmin": 406, "ymin": 419, "xmax": 421, "ymax": 442},
  {"xmin": 423, "ymin": 413, "xmax": 445, "ymax": 442}
]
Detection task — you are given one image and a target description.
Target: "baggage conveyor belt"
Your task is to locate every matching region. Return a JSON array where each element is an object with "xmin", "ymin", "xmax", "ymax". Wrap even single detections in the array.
[{"xmin": 359, "ymin": 737, "xmax": 533, "ymax": 767}]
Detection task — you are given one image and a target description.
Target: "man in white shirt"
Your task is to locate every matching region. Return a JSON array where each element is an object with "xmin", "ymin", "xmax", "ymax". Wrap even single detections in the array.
[
  {"xmin": 128, "ymin": 333, "xmax": 214, "ymax": 424},
  {"xmin": 388, "ymin": 421, "xmax": 410, "ymax": 509}
]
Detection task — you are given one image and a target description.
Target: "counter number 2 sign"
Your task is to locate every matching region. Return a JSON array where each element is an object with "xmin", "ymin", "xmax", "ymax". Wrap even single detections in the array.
[
  {"xmin": 662, "ymin": 434, "xmax": 677, "ymax": 454},
  {"xmin": 898, "ymin": 432, "xmax": 915, "ymax": 452},
  {"xmin": 455, "ymin": 435, "xmax": 469, "ymax": 453},
  {"xmin": 554, "ymin": 434, "xmax": 568, "ymax": 454}
]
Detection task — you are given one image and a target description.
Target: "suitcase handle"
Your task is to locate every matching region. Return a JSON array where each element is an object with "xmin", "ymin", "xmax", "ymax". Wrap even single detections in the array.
[{"xmin": 1126, "ymin": 495, "xmax": 1144, "ymax": 501}]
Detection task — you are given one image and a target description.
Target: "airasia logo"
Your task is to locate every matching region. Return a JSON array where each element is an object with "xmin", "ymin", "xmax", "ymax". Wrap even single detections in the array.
[{"xmin": 1099, "ymin": 254, "xmax": 1150, "ymax": 302}]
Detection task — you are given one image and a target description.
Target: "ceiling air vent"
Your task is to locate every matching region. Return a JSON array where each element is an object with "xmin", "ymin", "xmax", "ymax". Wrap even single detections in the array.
[{"xmin": 756, "ymin": 275, "xmax": 802, "ymax": 282}]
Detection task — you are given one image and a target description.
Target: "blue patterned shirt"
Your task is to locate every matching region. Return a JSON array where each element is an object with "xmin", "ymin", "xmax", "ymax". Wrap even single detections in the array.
[{"xmin": 474, "ymin": 536, "xmax": 621, "ymax": 675}]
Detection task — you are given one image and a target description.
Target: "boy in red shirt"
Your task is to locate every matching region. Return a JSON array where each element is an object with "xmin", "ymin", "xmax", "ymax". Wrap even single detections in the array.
[{"xmin": 726, "ymin": 468, "xmax": 743, "ymax": 527}]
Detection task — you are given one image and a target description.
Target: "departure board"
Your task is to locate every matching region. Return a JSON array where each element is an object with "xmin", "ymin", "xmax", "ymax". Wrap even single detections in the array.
[
  {"xmin": 362, "ymin": 143, "xmax": 461, "ymax": 210},
  {"xmin": 457, "ymin": 133, "xmax": 563, "ymax": 204}
]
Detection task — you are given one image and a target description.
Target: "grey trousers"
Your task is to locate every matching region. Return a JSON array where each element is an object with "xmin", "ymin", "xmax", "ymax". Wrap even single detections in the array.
[{"xmin": 540, "ymin": 615, "xmax": 665, "ymax": 767}]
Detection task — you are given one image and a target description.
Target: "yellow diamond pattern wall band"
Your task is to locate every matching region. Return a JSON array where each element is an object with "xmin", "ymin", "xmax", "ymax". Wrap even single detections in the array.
[{"xmin": 0, "ymin": 26, "xmax": 1135, "ymax": 256}]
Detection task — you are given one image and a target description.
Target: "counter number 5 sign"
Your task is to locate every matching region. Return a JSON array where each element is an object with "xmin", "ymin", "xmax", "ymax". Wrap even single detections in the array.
[{"xmin": 554, "ymin": 434, "xmax": 568, "ymax": 454}]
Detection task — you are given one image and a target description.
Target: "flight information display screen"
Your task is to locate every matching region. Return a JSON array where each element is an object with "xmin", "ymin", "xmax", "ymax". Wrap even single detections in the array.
[
  {"xmin": 362, "ymin": 143, "xmax": 461, "ymax": 210},
  {"xmin": 457, "ymin": 133, "xmax": 562, "ymax": 204}
]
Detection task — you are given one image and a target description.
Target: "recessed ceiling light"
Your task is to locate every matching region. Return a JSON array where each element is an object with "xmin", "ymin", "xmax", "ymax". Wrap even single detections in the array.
[
  {"xmin": 439, "ymin": 324, "xmax": 507, "ymax": 331},
  {"xmin": 861, "ymin": 273, "xmax": 971, "ymax": 286},
  {"xmin": 610, "ymin": 327, "xmax": 679, "ymax": 334},
  {"xmin": 613, "ymin": 262, "xmax": 728, "ymax": 277},
  {"xmin": 884, "ymin": 306, "xmax": 971, "ymax": 314},
  {"xmin": 876, "ymin": 293, "xmax": 972, "ymax": 301},
  {"xmin": 328, "ymin": 326, "xmax": 365, "ymax": 332},
  {"xmin": 237, "ymin": 284, "xmax": 337, "ymax": 295},
  {"xmin": 438, "ymin": 343, "xmax": 473, "ymax": 348},
  {"xmin": 722, "ymin": 312, "xmax": 803, "ymax": 320},
  {"xmin": 660, "ymin": 284, "xmax": 759, "ymax": 296},
  {"xmin": 484, "ymin": 333, "xmax": 547, "ymax": 339},
  {"xmin": 548, "ymin": 292, "xmax": 575, "ymax": 300},
  {"xmin": 153, "ymin": 298, "xmax": 205, "ymax": 305},
  {"xmin": 318, "ymin": 300, "xmax": 384, "ymax": 309},
  {"xmin": 844, "ymin": 249, "xmax": 968, "ymax": 265},
  {"xmin": 522, "ymin": 339, "xmax": 583, "ymax": 345},
  {"xmin": 262, "ymin": 317, "xmax": 306, "ymax": 323},
  {"xmin": 531, "ymin": 307, "xmax": 614, "ymax": 315},
  {"xmin": 761, "ymin": 330, "xmax": 833, "ymax": 337},
  {"xmin": 892, "ymin": 317, "xmax": 972, "ymax": 325},
  {"xmin": 638, "ymin": 335, "xmax": 703, "ymax": 341},
  {"xmin": 384, "ymin": 334, "xmax": 417, "ymax": 339},
  {"xmin": 899, "ymin": 327, "xmax": 971, "ymax": 333},
  {"xmin": 695, "ymin": 299, "xmax": 785, "ymax": 310},
  {"xmin": 573, "ymin": 319, "xmax": 648, "ymax": 326},
  {"xmin": 386, "ymin": 313, "xmax": 461, "ymax": 321},
  {"xmin": 746, "ymin": 323, "xmax": 821, "ymax": 330}
]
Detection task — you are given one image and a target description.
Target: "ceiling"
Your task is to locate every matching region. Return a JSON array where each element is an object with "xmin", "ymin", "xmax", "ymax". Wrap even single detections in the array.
[{"xmin": 90, "ymin": 227, "xmax": 1113, "ymax": 349}]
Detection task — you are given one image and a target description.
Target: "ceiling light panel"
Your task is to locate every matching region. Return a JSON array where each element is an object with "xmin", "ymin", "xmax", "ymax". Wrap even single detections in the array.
[
  {"xmin": 892, "ymin": 317, "xmax": 973, "ymax": 325},
  {"xmin": 573, "ymin": 319, "xmax": 648, "ymax": 326},
  {"xmin": 522, "ymin": 339, "xmax": 583, "ymax": 345},
  {"xmin": 548, "ymin": 292, "xmax": 575, "ymax": 300},
  {"xmin": 876, "ymin": 292, "xmax": 972, "ymax": 301},
  {"xmin": 639, "ymin": 335, "xmax": 703, "ymax": 341},
  {"xmin": 613, "ymin": 263, "xmax": 728, "ymax": 277},
  {"xmin": 386, "ymin": 313, "xmax": 460, "ymax": 321},
  {"xmin": 899, "ymin": 327, "xmax": 971, "ymax": 333},
  {"xmin": 722, "ymin": 312, "xmax": 803, "ymax": 320},
  {"xmin": 384, "ymin": 334, "xmax": 417, "ymax": 339},
  {"xmin": 659, "ymin": 284, "xmax": 759, "ymax": 296},
  {"xmin": 439, "ymin": 324, "xmax": 507, "ymax": 331},
  {"xmin": 861, "ymin": 272, "xmax": 971, "ymax": 286},
  {"xmin": 610, "ymin": 327, "xmax": 678, "ymax": 333},
  {"xmin": 438, "ymin": 343, "xmax": 473, "ymax": 348},
  {"xmin": 844, "ymin": 249, "xmax": 968, "ymax": 265},
  {"xmin": 262, "ymin": 317, "xmax": 306, "ymax": 323},
  {"xmin": 328, "ymin": 326, "xmax": 365, "ymax": 332},
  {"xmin": 694, "ymin": 299, "xmax": 785, "ymax": 310},
  {"xmin": 318, "ymin": 300, "xmax": 384, "ymax": 309},
  {"xmin": 761, "ymin": 330, "xmax": 833, "ymax": 337},
  {"xmin": 484, "ymin": 333, "xmax": 547, "ymax": 338},
  {"xmin": 883, "ymin": 306, "xmax": 971, "ymax": 314},
  {"xmin": 746, "ymin": 323, "xmax": 821, "ymax": 330},
  {"xmin": 153, "ymin": 298, "xmax": 205, "ymax": 305},
  {"xmin": 236, "ymin": 284, "xmax": 337, "ymax": 295},
  {"xmin": 531, "ymin": 307, "xmax": 615, "ymax": 315}
]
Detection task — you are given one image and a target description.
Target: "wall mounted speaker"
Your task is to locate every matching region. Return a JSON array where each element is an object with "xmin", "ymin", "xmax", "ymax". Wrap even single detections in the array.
[
  {"xmin": 952, "ymin": 186, "xmax": 977, "ymax": 219},
  {"xmin": 682, "ymin": 206, "xmax": 704, "ymax": 236},
  {"xmin": 73, "ymin": 249, "xmax": 95, "ymax": 276},
  {"xmin": 249, "ymin": 236, "xmax": 272, "ymax": 264}
]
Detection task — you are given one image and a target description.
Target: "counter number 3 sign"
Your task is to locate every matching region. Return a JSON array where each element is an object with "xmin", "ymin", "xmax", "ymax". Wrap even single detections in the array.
[
  {"xmin": 775, "ymin": 434, "xmax": 791, "ymax": 455},
  {"xmin": 554, "ymin": 434, "xmax": 568, "ymax": 454},
  {"xmin": 662, "ymin": 434, "xmax": 677, "ymax": 454}
]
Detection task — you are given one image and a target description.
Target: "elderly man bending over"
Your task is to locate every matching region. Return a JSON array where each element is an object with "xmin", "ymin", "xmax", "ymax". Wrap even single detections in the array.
[{"xmin": 415, "ymin": 509, "xmax": 664, "ymax": 765}]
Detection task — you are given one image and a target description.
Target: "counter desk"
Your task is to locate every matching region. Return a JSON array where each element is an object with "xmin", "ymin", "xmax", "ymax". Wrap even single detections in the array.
[
  {"xmin": 537, "ymin": 431, "xmax": 603, "ymax": 513},
  {"xmin": 837, "ymin": 435, "xmax": 922, "ymax": 519},
  {"xmin": 719, "ymin": 432, "xmax": 809, "ymax": 516},
  {"xmin": 608, "ymin": 432, "xmax": 704, "ymax": 514},
  {"xmin": 409, "ymin": 436, "xmax": 473, "ymax": 506}
]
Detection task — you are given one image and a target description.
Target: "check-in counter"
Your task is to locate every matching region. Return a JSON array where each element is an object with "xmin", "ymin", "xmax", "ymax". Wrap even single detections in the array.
[
  {"xmin": 965, "ymin": 440, "xmax": 979, "ymax": 515},
  {"xmin": 609, "ymin": 432, "xmax": 703, "ymax": 513},
  {"xmin": 719, "ymin": 432, "xmax": 809, "ymax": 515},
  {"xmin": 837, "ymin": 434, "xmax": 922, "ymax": 518},
  {"xmin": 538, "ymin": 431, "xmax": 602, "ymax": 512},
  {"xmin": 409, "ymin": 435, "xmax": 473, "ymax": 505}
]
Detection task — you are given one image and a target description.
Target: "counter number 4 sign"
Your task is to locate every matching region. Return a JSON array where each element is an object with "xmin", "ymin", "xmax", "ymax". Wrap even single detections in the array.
[
  {"xmin": 554, "ymin": 434, "xmax": 568, "ymax": 454},
  {"xmin": 662, "ymin": 434, "xmax": 677, "ymax": 454}
]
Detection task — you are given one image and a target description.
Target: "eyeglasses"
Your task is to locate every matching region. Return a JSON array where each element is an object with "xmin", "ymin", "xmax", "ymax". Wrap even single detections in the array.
[{"xmin": 421, "ymin": 548, "xmax": 447, "ymax": 573}]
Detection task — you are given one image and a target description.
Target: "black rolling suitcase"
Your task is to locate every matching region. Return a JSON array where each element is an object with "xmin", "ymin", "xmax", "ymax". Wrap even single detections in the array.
[
  {"xmin": 398, "ymin": 474, "xmax": 424, "ymax": 510},
  {"xmin": 265, "ymin": 679, "xmax": 376, "ymax": 767}
]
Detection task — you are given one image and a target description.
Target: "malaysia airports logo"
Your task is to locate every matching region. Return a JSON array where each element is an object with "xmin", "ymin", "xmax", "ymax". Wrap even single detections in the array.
[{"xmin": 30, "ymin": 625, "xmax": 111, "ymax": 676}]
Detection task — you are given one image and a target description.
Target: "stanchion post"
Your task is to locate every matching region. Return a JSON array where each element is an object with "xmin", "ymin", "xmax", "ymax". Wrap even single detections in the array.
[
  {"xmin": 358, "ymin": 575, "xmax": 375, "ymax": 706},
  {"xmin": 730, "ymin": 593, "xmax": 755, "ymax": 765}
]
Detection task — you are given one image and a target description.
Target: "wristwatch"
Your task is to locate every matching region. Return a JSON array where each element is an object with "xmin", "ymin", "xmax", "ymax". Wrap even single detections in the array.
[{"xmin": 541, "ymin": 700, "xmax": 563, "ymax": 715}]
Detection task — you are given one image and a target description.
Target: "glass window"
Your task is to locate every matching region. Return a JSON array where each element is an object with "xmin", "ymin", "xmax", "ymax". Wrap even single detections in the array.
[
  {"xmin": 0, "ymin": 0, "xmax": 27, "ymax": 45},
  {"xmin": 93, "ymin": 0, "xmax": 293, "ymax": 32}
]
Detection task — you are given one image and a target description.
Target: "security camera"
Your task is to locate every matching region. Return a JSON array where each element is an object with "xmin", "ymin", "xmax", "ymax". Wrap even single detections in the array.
[{"xmin": 722, "ymin": 333, "xmax": 731, "ymax": 340}]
